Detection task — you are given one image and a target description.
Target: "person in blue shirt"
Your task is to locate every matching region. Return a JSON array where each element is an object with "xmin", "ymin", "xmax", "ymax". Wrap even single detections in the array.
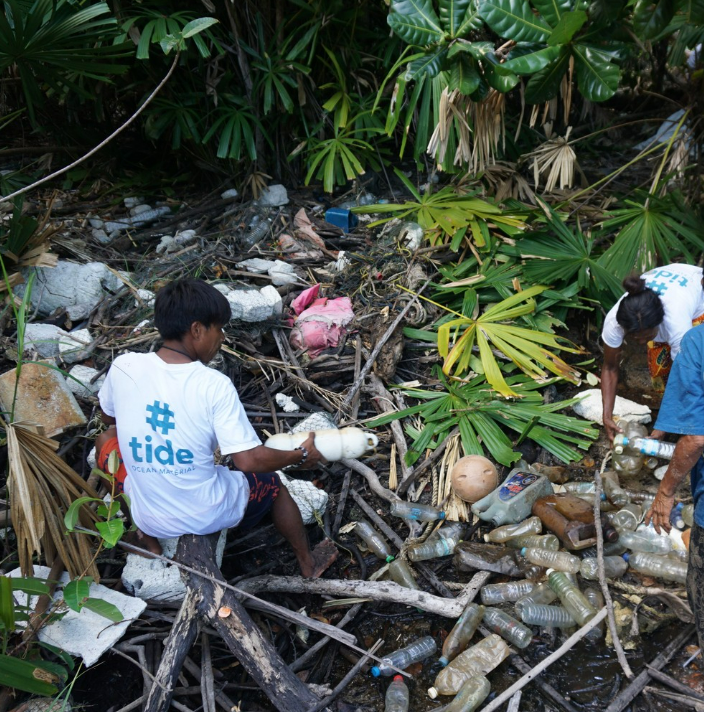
[{"xmin": 645, "ymin": 323, "xmax": 704, "ymax": 650}]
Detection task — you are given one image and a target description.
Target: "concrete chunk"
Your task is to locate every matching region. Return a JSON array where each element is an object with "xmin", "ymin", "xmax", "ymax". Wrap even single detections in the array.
[
  {"xmin": 24, "ymin": 323, "xmax": 67, "ymax": 358},
  {"xmin": 67, "ymin": 365, "xmax": 105, "ymax": 398},
  {"xmin": 227, "ymin": 286, "xmax": 282, "ymax": 322},
  {"xmin": 58, "ymin": 328, "xmax": 92, "ymax": 364},
  {"xmin": 258, "ymin": 184, "xmax": 289, "ymax": 206},
  {"xmin": 571, "ymin": 388, "xmax": 651, "ymax": 425}
]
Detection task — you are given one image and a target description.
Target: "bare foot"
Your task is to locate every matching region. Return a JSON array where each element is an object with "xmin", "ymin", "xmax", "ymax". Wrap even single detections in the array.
[
  {"xmin": 125, "ymin": 529, "xmax": 162, "ymax": 558},
  {"xmin": 300, "ymin": 539, "xmax": 338, "ymax": 578}
]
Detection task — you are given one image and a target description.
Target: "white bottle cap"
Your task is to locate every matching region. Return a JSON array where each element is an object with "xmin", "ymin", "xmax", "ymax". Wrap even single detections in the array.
[
  {"xmin": 546, "ymin": 568, "xmax": 555, "ymax": 575},
  {"xmin": 483, "ymin": 534, "xmax": 491, "ymax": 542},
  {"xmin": 428, "ymin": 687, "xmax": 438, "ymax": 699}
]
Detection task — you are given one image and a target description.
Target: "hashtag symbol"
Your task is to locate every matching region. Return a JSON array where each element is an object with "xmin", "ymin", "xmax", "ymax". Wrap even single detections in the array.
[
  {"xmin": 145, "ymin": 401, "xmax": 175, "ymax": 434},
  {"xmin": 647, "ymin": 280, "xmax": 668, "ymax": 295}
]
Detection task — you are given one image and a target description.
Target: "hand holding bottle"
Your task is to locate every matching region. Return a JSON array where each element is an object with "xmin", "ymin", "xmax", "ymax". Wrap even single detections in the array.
[{"xmin": 644, "ymin": 487, "xmax": 675, "ymax": 534}]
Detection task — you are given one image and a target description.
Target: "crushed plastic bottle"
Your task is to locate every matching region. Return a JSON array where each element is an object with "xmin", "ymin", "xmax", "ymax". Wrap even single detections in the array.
[
  {"xmin": 385, "ymin": 675, "xmax": 409, "ymax": 712},
  {"xmin": 617, "ymin": 529, "xmax": 672, "ymax": 554},
  {"xmin": 390, "ymin": 501, "xmax": 446, "ymax": 522},
  {"xmin": 355, "ymin": 521, "xmax": 394, "ymax": 562},
  {"xmin": 482, "ymin": 608, "xmax": 533, "ymax": 648},
  {"xmin": 624, "ymin": 552, "xmax": 688, "ymax": 584},
  {"xmin": 563, "ymin": 482, "xmax": 596, "ymax": 493},
  {"xmin": 506, "ymin": 534, "xmax": 559, "ymax": 551},
  {"xmin": 480, "ymin": 580, "xmax": 535, "ymax": 605},
  {"xmin": 612, "ymin": 422, "xmax": 648, "ymax": 477},
  {"xmin": 579, "ymin": 555, "xmax": 629, "ymax": 580},
  {"xmin": 428, "ymin": 634, "xmax": 510, "ymax": 698},
  {"xmin": 515, "ymin": 582, "xmax": 558, "ymax": 616},
  {"xmin": 519, "ymin": 603, "xmax": 577, "ymax": 628},
  {"xmin": 584, "ymin": 588, "xmax": 605, "ymax": 642},
  {"xmin": 608, "ymin": 503, "xmax": 643, "ymax": 531},
  {"xmin": 521, "ymin": 547, "xmax": 580, "ymax": 574},
  {"xmin": 408, "ymin": 527, "xmax": 463, "ymax": 562},
  {"xmin": 241, "ymin": 217, "xmax": 272, "ymax": 249},
  {"xmin": 446, "ymin": 675, "xmax": 491, "ymax": 712},
  {"xmin": 371, "ymin": 636, "xmax": 437, "ymax": 677},
  {"xmin": 602, "ymin": 471, "xmax": 631, "ymax": 507},
  {"xmin": 484, "ymin": 516, "xmax": 542, "ymax": 543},
  {"xmin": 388, "ymin": 558, "xmax": 420, "ymax": 590},
  {"xmin": 439, "ymin": 603, "xmax": 485, "ymax": 666},
  {"xmin": 547, "ymin": 570, "xmax": 597, "ymax": 625},
  {"xmin": 471, "ymin": 464, "xmax": 553, "ymax": 526}
]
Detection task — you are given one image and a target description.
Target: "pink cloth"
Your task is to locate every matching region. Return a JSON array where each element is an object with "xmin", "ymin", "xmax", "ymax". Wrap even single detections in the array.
[{"xmin": 289, "ymin": 285, "xmax": 354, "ymax": 357}]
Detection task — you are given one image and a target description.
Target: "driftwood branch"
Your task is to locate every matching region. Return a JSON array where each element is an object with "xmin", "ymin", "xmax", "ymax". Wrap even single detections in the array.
[{"xmin": 341, "ymin": 458, "xmax": 398, "ymax": 503}]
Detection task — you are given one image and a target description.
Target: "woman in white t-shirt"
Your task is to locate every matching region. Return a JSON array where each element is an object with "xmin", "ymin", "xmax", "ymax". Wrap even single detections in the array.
[{"xmin": 601, "ymin": 264, "xmax": 704, "ymax": 441}]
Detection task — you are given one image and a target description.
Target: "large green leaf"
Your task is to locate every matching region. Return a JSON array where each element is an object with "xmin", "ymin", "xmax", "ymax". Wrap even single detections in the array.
[
  {"xmin": 504, "ymin": 44, "xmax": 562, "ymax": 74},
  {"xmin": 632, "ymin": 0, "xmax": 676, "ymax": 39},
  {"xmin": 96, "ymin": 519, "xmax": 124, "ymax": 548},
  {"xmin": 406, "ymin": 47, "xmax": 449, "ymax": 79},
  {"xmin": 532, "ymin": 0, "xmax": 573, "ymax": 26},
  {"xmin": 677, "ymin": 0, "xmax": 704, "ymax": 23},
  {"xmin": 0, "ymin": 654, "xmax": 59, "ymax": 695},
  {"xmin": 573, "ymin": 44, "xmax": 620, "ymax": 101},
  {"xmin": 63, "ymin": 578, "xmax": 91, "ymax": 613},
  {"xmin": 83, "ymin": 597, "xmax": 124, "ymax": 622},
  {"xmin": 449, "ymin": 54, "xmax": 482, "ymax": 93},
  {"xmin": 0, "ymin": 576, "xmax": 14, "ymax": 632},
  {"xmin": 457, "ymin": 0, "xmax": 485, "ymax": 33},
  {"xmin": 548, "ymin": 10, "xmax": 588, "ymax": 45},
  {"xmin": 482, "ymin": 55, "xmax": 520, "ymax": 91},
  {"xmin": 479, "ymin": 0, "xmax": 552, "ymax": 42},
  {"xmin": 524, "ymin": 48, "xmax": 570, "ymax": 102},
  {"xmin": 439, "ymin": 0, "xmax": 472, "ymax": 36},
  {"xmin": 388, "ymin": 0, "xmax": 445, "ymax": 45}
]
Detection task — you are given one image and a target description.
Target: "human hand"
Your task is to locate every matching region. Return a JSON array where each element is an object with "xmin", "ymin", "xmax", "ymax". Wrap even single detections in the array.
[
  {"xmin": 644, "ymin": 487, "xmax": 675, "ymax": 534},
  {"xmin": 298, "ymin": 432, "xmax": 328, "ymax": 469},
  {"xmin": 603, "ymin": 416, "xmax": 623, "ymax": 442},
  {"xmin": 650, "ymin": 429, "xmax": 665, "ymax": 440}
]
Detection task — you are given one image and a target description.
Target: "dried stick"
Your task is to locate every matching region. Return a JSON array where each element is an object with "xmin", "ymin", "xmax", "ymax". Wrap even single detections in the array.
[
  {"xmin": 200, "ymin": 633, "xmax": 216, "ymax": 712},
  {"xmin": 342, "ymin": 458, "xmax": 398, "ymax": 503},
  {"xmin": 645, "ymin": 665, "xmax": 704, "ymax": 702},
  {"xmin": 332, "ymin": 469, "xmax": 352, "ymax": 539},
  {"xmin": 340, "ymin": 279, "xmax": 430, "ymax": 412},
  {"xmin": 593, "ymin": 456, "xmax": 634, "ymax": 679},
  {"xmin": 397, "ymin": 427, "xmax": 459, "ymax": 497},
  {"xmin": 644, "ymin": 686, "xmax": 704, "ymax": 711},
  {"xmin": 479, "ymin": 608, "xmax": 608, "ymax": 712}
]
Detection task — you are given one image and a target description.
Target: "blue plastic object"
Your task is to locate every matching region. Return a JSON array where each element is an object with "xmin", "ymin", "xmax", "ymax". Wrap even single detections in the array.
[{"xmin": 325, "ymin": 207, "xmax": 358, "ymax": 233}]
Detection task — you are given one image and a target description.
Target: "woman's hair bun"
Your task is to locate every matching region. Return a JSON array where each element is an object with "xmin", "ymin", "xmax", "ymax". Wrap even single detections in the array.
[{"xmin": 622, "ymin": 275, "xmax": 647, "ymax": 295}]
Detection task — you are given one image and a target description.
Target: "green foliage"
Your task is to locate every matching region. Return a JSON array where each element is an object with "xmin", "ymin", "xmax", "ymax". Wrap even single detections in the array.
[
  {"xmin": 62, "ymin": 578, "xmax": 124, "ymax": 622},
  {"xmin": 368, "ymin": 369, "xmax": 598, "ymax": 466}
]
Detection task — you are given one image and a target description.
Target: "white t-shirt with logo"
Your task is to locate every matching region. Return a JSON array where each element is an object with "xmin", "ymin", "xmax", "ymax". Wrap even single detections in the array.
[
  {"xmin": 602, "ymin": 264, "xmax": 704, "ymax": 359},
  {"xmin": 98, "ymin": 352, "xmax": 261, "ymax": 538}
]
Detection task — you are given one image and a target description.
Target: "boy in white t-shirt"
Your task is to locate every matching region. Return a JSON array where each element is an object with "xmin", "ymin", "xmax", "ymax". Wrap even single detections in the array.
[{"xmin": 96, "ymin": 279, "xmax": 337, "ymax": 577}]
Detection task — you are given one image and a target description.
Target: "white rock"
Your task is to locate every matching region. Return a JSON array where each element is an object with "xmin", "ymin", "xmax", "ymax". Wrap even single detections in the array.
[
  {"xmin": 156, "ymin": 229, "xmax": 197, "ymax": 255},
  {"xmin": 16, "ymin": 261, "xmax": 126, "ymax": 320},
  {"xmin": 58, "ymin": 328, "xmax": 92, "ymax": 364},
  {"xmin": 88, "ymin": 217, "xmax": 104, "ymax": 229},
  {"xmin": 292, "ymin": 412, "xmax": 336, "ymax": 433},
  {"xmin": 221, "ymin": 188, "xmax": 239, "ymax": 200},
  {"xmin": 24, "ymin": 323, "xmax": 67, "ymax": 358},
  {"xmin": 279, "ymin": 473, "xmax": 328, "ymax": 524},
  {"xmin": 571, "ymin": 388, "xmax": 651, "ymax": 425},
  {"xmin": 67, "ymin": 365, "xmax": 104, "ymax": 398},
  {"xmin": 238, "ymin": 258, "xmax": 275, "ymax": 274},
  {"xmin": 129, "ymin": 204, "xmax": 152, "ymax": 217},
  {"xmin": 121, "ymin": 530, "xmax": 226, "ymax": 602},
  {"xmin": 212, "ymin": 283, "xmax": 232, "ymax": 296},
  {"xmin": 87, "ymin": 445, "xmax": 96, "ymax": 469},
  {"xmin": 135, "ymin": 289, "xmax": 155, "ymax": 308},
  {"xmin": 259, "ymin": 184, "xmax": 289, "ymax": 207},
  {"xmin": 9, "ymin": 565, "xmax": 146, "ymax": 667},
  {"xmin": 275, "ymin": 393, "xmax": 300, "ymax": 412},
  {"xmin": 227, "ymin": 286, "xmax": 282, "ymax": 322},
  {"xmin": 124, "ymin": 196, "xmax": 144, "ymax": 208},
  {"xmin": 91, "ymin": 228, "xmax": 111, "ymax": 245},
  {"xmin": 269, "ymin": 260, "xmax": 298, "ymax": 286}
]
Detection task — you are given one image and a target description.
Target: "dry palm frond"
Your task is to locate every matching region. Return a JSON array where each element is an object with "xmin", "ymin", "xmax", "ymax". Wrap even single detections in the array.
[
  {"xmin": 388, "ymin": 443, "xmax": 398, "ymax": 490},
  {"xmin": 665, "ymin": 131, "xmax": 691, "ymax": 184},
  {"xmin": 479, "ymin": 161, "xmax": 537, "ymax": 204},
  {"xmin": 5, "ymin": 419, "xmax": 100, "ymax": 579},
  {"xmin": 526, "ymin": 126, "xmax": 580, "ymax": 193},
  {"xmin": 436, "ymin": 432, "xmax": 469, "ymax": 522},
  {"xmin": 243, "ymin": 171, "xmax": 272, "ymax": 200},
  {"xmin": 560, "ymin": 56, "xmax": 575, "ymax": 125},
  {"xmin": 467, "ymin": 90, "xmax": 505, "ymax": 175},
  {"xmin": 427, "ymin": 88, "xmax": 471, "ymax": 166}
]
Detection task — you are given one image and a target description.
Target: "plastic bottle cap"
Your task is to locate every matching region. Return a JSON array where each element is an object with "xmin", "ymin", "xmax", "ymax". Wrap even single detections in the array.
[
  {"xmin": 370, "ymin": 666, "xmax": 381, "ymax": 677},
  {"xmin": 393, "ymin": 675, "xmax": 403, "ymax": 682},
  {"xmin": 622, "ymin": 553, "xmax": 630, "ymax": 562},
  {"xmin": 438, "ymin": 511, "xmax": 446, "ymax": 519},
  {"xmin": 386, "ymin": 555, "xmax": 395, "ymax": 563},
  {"xmin": 546, "ymin": 568, "xmax": 555, "ymax": 575},
  {"xmin": 484, "ymin": 534, "xmax": 491, "ymax": 542},
  {"xmin": 520, "ymin": 547, "xmax": 527, "ymax": 555},
  {"xmin": 428, "ymin": 687, "xmax": 439, "ymax": 699},
  {"xmin": 438, "ymin": 656, "xmax": 449, "ymax": 667}
]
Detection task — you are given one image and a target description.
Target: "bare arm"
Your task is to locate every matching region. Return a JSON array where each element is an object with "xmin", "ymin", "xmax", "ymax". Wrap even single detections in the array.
[
  {"xmin": 230, "ymin": 433, "xmax": 326, "ymax": 473},
  {"xmin": 601, "ymin": 344, "xmax": 622, "ymax": 441},
  {"xmin": 644, "ymin": 434, "xmax": 704, "ymax": 533},
  {"xmin": 101, "ymin": 410, "xmax": 116, "ymax": 426}
]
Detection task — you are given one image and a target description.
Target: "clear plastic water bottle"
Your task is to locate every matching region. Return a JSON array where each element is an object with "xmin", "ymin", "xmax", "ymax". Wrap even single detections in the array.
[
  {"xmin": 521, "ymin": 547, "xmax": 581, "ymax": 574},
  {"xmin": 241, "ymin": 217, "xmax": 272, "ymax": 249},
  {"xmin": 579, "ymin": 555, "xmax": 629, "ymax": 580},
  {"xmin": 514, "ymin": 552, "xmax": 548, "ymax": 582},
  {"xmin": 371, "ymin": 636, "xmax": 437, "ymax": 676},
  {"xmin": 617, "ymin": 529, "xmax": 672, "ymax": 554},
  {"xmin": 515, "ymin": 582, "xmax": 558, "ymax": 616},
  {"xmin": 482, "ymin": 608, "xmax": 533, "ymax": 648},
  {"xmin": 602, "ymin": 471, "xmax": 630, "ymax": 507},
  {"xmin": 506, "ymin": 534, "xmax": 559, "ymax": 551},
  {"xmin": 519, "ymin": 603, "xmax": 577, "ymax": 628},
  {"xmin": 547, "ymin": 570, "xmax": 597, "ymax": 625},
  {"xmin": 682, "ymin": 503, "xmax": 694, "ymax": 527},
  {"xmin": 390, "ymin": 501, "xmax": 446, "ymax": 522},
  {"xmin": 408, "ymin": 528, "xmax": 462, "ymax": 562},
  {"xmin": 484, "ymin": 516, "xmax": 542, "ymax": 543},
  {"xmin": 446, "ymin": 675, "xmax": 491, "ymax": 712},
  {"xmin": 355, "ymin": 521, "xmax": 394, "ymax": 562},
  {"xmin": 563, "ymin": 482, "xmax": 596, "ymax": 493},
  {"xmin": 614, "ymin": 434, "xmax": 676, "ymax": 460},
  {"xmin": 623, "ymin": 488, "xmax": 656, "ymax": 508},
  {"xmin": 670, "ymin": 503, "xmax": 685, "ymax": 530},
  {"xmin": 384, "ymin": 675, "xmax": 409, "ymax": 712},
  {"xmin": 439, "ymin": 603, "xmax": 485, "ymax": 667},
  {"xmin": 624, "ymin": 552, "xmax": 688, "ymax": 584},
  {"xmin": 480, "ymin": 580, "xmax": 535, "ymax": 605},
  {"xmin": 388, "ymin": 559, "xmax": 420, "ymax": 590},
  {"xmin": 612, "ymin": 422, "xmax": 648, "ymax": 477},
  {"xmin": 428, "ymin": 635, "xmax": 511, "ymax": 698},
  {"xmin": 607, "ymin": 503, "xmax": 643, "ymax": 531},
  {"xmin": 584, "ymin": 588, "xmax": 605, "ymax": 642}
]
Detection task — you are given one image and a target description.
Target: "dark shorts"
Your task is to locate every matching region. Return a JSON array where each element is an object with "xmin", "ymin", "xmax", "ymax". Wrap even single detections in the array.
[
  {"xmin": 688, "ymin": 522, "xmax": 704, "ymax": 651},
  {"xmin": 238, "ymin": 472, "xmax": 281, "ymax": 531}
]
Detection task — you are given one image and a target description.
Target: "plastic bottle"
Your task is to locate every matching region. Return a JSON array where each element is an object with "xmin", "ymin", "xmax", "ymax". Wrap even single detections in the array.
[
  {"xmin": 388, "ymin": 559, "xmax": 420, "ymax": 590},
  {"xmin": 514, "ymin": 552, "xmax": 547, "ymax": 581},
  {"xmin": 265, "ymin": 427, "xmax": 378, "ymax": 461},
  {"xmin": 241, "ymin": 217, "xmax": 272, "ymax": 248},
  {"xmin": 670, "ymin": 503, "xmax": 685, "ymax": 530},
  {"xmin": 602, "ymin": 540, "xmax": 628, "ymax": 556},
  {"xmin": 563, "ymin": 481, "xmax": 596, "ymax": 493},
  {"xmin": 682, "ymin": 503, "xmax": 694, "ymax": 527},
  {"xmin": 471, "ymin": 466, "xmax": 553, "ymax": 526},
  {"xmin": 584, "ymin": 589, "xmax": 605, "ymax": 642},
  {"xmin": 384, "ymin": 675, "xmax": 409, "ymax": 712},
  {"xmin": 579, "ymin": 556, "xmax": 629, "ymax": 580},
  {"xmin": 669, "ymin": 527, "xmax": 687, "ymax": 553},
  {"xmin": 623, "ymin": 488, "xmax": 656, "ymax": 508},
  {"xmin": 408, "ymin": 528, "xmax": 463, "ymax": 562},
  {"xmin": 515, "ymin": 582, "xmax": 558, "ymax": 616},
  {"xmin": 439, "ymin": 603, "xmax": 485, "ymax": 666},
  {"xmin": 480, "ymin": 580, "xmax": 535, "ymax": 605},
  {"xmin": 446, "ymin": 675, "xmax": 491, "ymax": 712},
  {"xmin": 608, "ymin": 503, "xmax": 643, "ymax": 531},
  {"xmin": 390, "ymin": 501, "xmax": 446, "ymax": 522},
  {"xmin": 624, "ymin": 552, "xmax": 688, "ymax": 584},
  {"xmin": 355, "ymin": 521, "xmax": 394, "ymax": 562},
  {"xmin": 484, "ymin": 516, "xmax": 542, "ymax": 543},
  {"xmin": 482, "ymin": 608, "xmax": 533, "ymax": 649},
  {"xmin": 614, "ymin": 434, "xmax": 676, "ymax": 460},
  {"xmin": 612, "ymin": 422, "xmax": 648, "ymax": 477},
  {"xmin": 547, "ymin": 570, "xmax": 597, "ymax": 625},
  {"xmin": 370, "ymin": 636, "xmax": 437, "ymax": 677},
  {"xmin": 521, "ymin": 547, "xmax": 581, "ymax": 574},
  {"xmin": 602, "ymin": 471, "xmax": 630, "ymax": 507},
  {"xmin": 506, "ymin": 534, "xmax": 560, "ymax": 551},
  {"xmin": 519, "ymin": 603, "xmax": 577, "ymax": 628},
  {"xmin": 428, "ymin": 634, "xmax": 511, "ymax": 698},
  {"xmin": 617, "ymin": 529, "xmax": 672, "ymax": 554}
]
